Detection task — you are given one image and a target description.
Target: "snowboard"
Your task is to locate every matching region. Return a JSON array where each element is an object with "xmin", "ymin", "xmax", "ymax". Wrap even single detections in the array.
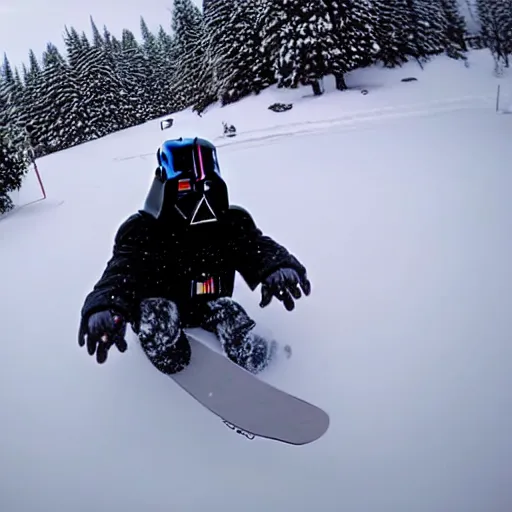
[{"xmin": 168, "ymin": 331, "xmax": 330, "ymax": 445}]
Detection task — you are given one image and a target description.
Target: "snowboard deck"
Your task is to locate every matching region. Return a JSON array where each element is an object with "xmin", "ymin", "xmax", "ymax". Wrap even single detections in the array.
[{"xmin": 169, "ymin": 331, "xmax": 330, "ymax": 445}]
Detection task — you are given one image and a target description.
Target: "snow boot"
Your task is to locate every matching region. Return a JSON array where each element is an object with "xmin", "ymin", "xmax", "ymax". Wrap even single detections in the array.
[
  {"xmin": 137, "ymin": 298, "xmax": 191, "ymax": 374},
  {"xmin": 203, "ymin": 297, "xmax": 276, "ymax": 374}
]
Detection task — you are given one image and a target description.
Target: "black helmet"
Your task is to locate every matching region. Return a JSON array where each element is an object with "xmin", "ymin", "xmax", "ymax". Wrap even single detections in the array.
[{"xmin": 143, "ymin": 137, "xmax": 229, "ymax": 225}]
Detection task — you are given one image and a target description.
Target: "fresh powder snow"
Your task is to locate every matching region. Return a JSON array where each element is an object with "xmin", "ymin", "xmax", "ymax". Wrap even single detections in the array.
[{"xmin": 1, "ymin": 49, "xmax": 511, "ymax": 512}]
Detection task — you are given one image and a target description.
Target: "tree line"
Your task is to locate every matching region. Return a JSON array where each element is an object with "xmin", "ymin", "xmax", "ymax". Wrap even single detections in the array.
[{"xmin": 1, "ymin": 0, "xmax": 511, "ymax": 213}]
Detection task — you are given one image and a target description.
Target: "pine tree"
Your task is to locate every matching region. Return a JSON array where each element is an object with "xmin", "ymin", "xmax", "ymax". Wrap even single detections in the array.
[
  {"xmin": 19, "ymin": 50, "xmax": 46, "ymax": 155},
  {"xmin": 170, "ymin": 0, "xmax": 206, "ymax": 111},
  {"xmin": 103, "ymin": 25, "xmax": 123, "ymax": 57},
  {"xmin": 23, "ymin": 50, "xmax": 41, "ymax": 84},
  {"xmin": 0, "ymin": 86, "xmax": 31, "ymax": 214},
  {"xmin": 157, "ymin": 24, "xmax": 174, "ymax": 55},
  {"xmin": 37, "ymin": 43, "xmax": 85, "ymax": 152},
  {"xmin": 338, "ymin": 0, "xmax": 380, "ymax": 69},
  {"xmin": 118, "ymin": 29, "xmax": 152, "ymax": 123},
  {"xmin": 219, "ymin": 0, "xmax": 274, "ymax": 104},
  {"xmin": 373, "ymin": 0, "xmax": 412, "ymax": 67},
  {"xmin": 406, "ymin": 0, "xmax": 447, "ymax": 63},
  {"xmin": 200, "ymin": 0, "xmax": 237, "ymax": 109},
  {"xmin": 13, "ymin": 68, "xmax": 24, "ymax": 100},
  {"xmin": 0, "ymin": 54, "xmax": 24, "ymax": 109},
  {"xmin": 0, "ymin": 55, "xmax": 28, "ymax": 150},
  {"xmin": 154, "ymin": 26, "xmax": 180, "ymax": 115},
  {"xmin": 96, "ymin": 21, "xmax": 145, "ymax": 127},
  {"xmin": 64, "ymin": 27, "xmax": 131, "ymax": 140},
  {"xmin": 260, "ymin": 0, "xmax": 344, "ymax": 95},
  {"xmin": 139, "ymin": 17, "xmax": 168, "ymax": 118},
  {"xmin": 323, "ymin": 0, "xmax": 380, "ymax": 89},
  {"xmin": 1, "ymin": 55, "xmax": 14, "ymax": 90},
  {"xmin": 477, "ymin": 0, "xmax": 512, "ymax": 67},
  {"xmin": 140, "ymin": 17, "xmax": 160, "ymax": 59},
  {"xmin": 63, "ymin": 28, "xmax": 96, "ymax": 141},
  {"xmin": 440, "ymin": 0, "xmax": 468, "ymax": 59},
  {"xmin": 503, "ymin": 0, "xmax": 512, "ymax": 59},
  {"xmin": 90, "ymin": 17, "xmax": 104, "ymax": 48}
]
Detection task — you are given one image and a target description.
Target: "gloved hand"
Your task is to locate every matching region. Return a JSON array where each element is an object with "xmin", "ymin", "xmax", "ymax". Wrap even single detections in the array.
[
  {"xmin": 259, "ymin": 268, "xmax": 311, "ymax": 312},
  {"xmin": 78, "ymin": 310, "xmax": 127, "ymax": 364}
]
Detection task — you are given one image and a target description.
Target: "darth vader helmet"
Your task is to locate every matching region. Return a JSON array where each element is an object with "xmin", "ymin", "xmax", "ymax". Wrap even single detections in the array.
[{"xmin": 143, "ymin": 137, "xmax": 229, "ymax": 225}]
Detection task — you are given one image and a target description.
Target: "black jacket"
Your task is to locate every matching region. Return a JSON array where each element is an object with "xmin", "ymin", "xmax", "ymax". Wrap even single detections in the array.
[{"xmin": 81, "ymin": 206, "xmax": 307, "ymax": 327}]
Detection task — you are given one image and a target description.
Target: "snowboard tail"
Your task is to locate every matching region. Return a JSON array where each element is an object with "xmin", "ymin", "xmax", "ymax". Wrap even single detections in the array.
[{"xmin": 168, "ymin": 331, "xmax": 329, "ymax": 445}]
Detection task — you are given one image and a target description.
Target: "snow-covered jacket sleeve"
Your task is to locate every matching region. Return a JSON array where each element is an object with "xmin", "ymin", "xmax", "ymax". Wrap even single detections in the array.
[
  {"xmin": 227, "ymin": 206, "xmax": 308, "ymax": 291},
  {"xmin": 80, "ymin": 212, "xmax": 154, "ymax": 324}
]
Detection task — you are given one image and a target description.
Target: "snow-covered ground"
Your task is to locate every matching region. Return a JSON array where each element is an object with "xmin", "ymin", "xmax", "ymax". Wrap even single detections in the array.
[{"xmin": 1, "ymin": 50, "xmax": 511, "ymax": 512}]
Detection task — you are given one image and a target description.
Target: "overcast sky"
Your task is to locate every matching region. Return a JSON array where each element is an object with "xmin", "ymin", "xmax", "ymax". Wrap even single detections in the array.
[{"xmin": 1, "ymin": 0, "xmax": 203, "ymax": 69}]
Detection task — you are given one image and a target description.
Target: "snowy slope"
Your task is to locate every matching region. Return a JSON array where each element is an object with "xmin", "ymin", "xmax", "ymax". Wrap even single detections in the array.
[
  {"xmin": 111, "ymin": 50, "xmax": 511, "ymax": 161},
  {"xmin": 1, "ymin": 50, "xmax": 512, "ymax": 512}
]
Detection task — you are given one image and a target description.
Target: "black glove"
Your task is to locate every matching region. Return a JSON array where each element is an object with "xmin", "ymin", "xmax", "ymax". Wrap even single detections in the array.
[
  {"xmin": 78, "ymin": 310, "xmax": 127, "ymax": 364},
  {"xmin": 259, "ymin": 268, "xmax": 311, "ymax": 312}
]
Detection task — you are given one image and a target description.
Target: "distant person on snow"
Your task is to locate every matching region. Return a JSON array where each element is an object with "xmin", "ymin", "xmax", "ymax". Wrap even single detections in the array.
[{"xmin": 78, "ymin": 137, "xmax": 310, "ymax": 374}]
